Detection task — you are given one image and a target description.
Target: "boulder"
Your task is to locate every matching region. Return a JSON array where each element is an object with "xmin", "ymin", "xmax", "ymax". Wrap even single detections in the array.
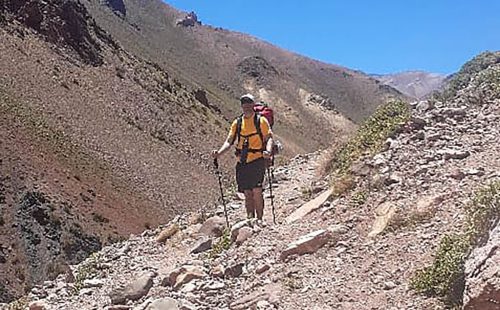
[
  {"xmin": 368, "ymin": 202, "xmax": 396, "ymax": 238},
  {"xmin": 29, "ymin": 301, "xmax": 48, "ymax": 310},
  {"xmin": 109, "ymin": 271, "xmax": 155, "ymax": 304},
  {"xmin": 463, "ymin": 224, "xmax": 500, "ymax": 309},
  {"xmin": 199, "ymin": 216, "xmax": 226, "ymax": 237},
  {"xmin": 190, "ymin": 238, "xmax": 212, "ymax": 254},
  {"xmin": 146, "ymin": 298, "xmax": 179, "ymax": 310},
  {"xmin": 235, "ymin": 227, "xmax": 253, "ymax": 246},
  {"xmin": 280, "ymin": 229, "xmax": 333, "ymax": 261},
  {"xmin": 156, "ymin": 224, "xmax": 180, "ymax": 243},
  {"xmin": 166, "ymin": 265, "xmax": 206, "ymax": 289}
]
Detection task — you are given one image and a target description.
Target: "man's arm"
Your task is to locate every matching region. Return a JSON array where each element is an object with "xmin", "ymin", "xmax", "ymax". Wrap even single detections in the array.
[
  {"xmin": 212, "ymin": 121, "xmax": 237, "ymax": 158},
  {"xmin": 261, "ymin": 117, "xmax": 274, "ymax": 157}
]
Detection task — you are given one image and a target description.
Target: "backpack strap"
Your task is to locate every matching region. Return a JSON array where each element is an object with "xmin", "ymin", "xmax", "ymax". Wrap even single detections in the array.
[
  {"xmin": 253, "ymin": 113, "xmax": 264, "ymax": 150},
  {"xmin": 229, "ymin": 116, "xmax": 243, "ymax": 146},
  {"xmin": 231, "ymin": 113, "xmax": 264, "ymax": 151}
]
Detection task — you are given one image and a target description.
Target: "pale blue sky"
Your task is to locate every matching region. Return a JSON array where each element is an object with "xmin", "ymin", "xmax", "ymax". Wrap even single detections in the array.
[{"xmin": 165, "ymin": 0, "xmax": 500, "ymax": 75}]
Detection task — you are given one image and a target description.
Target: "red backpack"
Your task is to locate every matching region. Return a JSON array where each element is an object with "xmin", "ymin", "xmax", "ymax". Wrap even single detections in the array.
[{"xmin": 253, "ymin": 102, "xmax": 274, "ymax": 128}]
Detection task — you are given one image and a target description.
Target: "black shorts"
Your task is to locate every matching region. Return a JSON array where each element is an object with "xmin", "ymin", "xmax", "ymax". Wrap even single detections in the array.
[{"xmin": 236, "ymin": 157, "xmax": 266, "ymax": 192}]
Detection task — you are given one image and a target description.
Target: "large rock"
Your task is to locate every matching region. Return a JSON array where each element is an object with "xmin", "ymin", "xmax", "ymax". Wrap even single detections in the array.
[
  {"xmin": 109, "ymin": 272, "xmax": 155, "ymax": 304},
  {"xmin": 199, "ymin": 216, "xmax": 226, "ymax": 237},
  {"xmin": 229, "ymin": 284, "xmax": 280, "ymax": 310},
  {"xmin": 463, "ymin": 224, "xmax": 500, "ymax": 309},
  {"xmin": 286, "ymin": 188, "xmax": 333, "ymax": 223},
  {"xmin": 368, "ymin": 202, "xmax": 396, "ymax": 238},
  {"xmin": 230, "ymin": 219, "xmax": 252, "ymax": 241},
  {"xmin": 235, "ymin": 226, "xmax": 253, "ymax": 246},
  {"xmin": 280, "ymin": 228, "xmax": 336, "ymax": 261},
  {"xmin": 146, "ymin": 297, "xmax": 179, "ymax": 310},
  {"xmin": 436, "ymin": 148, "xmax": 470, "ymax": 160},
  {"xmin": 166, "ymin": 265, "xmax": 206, "ymax": 289},
  {"xmin": 29, "ymin": 301, "xmax": 48, "ymax": 310},
  {"xmin": 156, "ymin": 224, "xmax": 180, "ymax": 243},
  {"xmin": 190, "ymin": 238, "xmax": 212, "ymax": 254}
]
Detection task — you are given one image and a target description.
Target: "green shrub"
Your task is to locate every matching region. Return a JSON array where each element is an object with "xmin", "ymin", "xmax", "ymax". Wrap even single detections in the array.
[
  {"xmin": 465, "ymin": 181, "xmax": 500, "ymax": 245},
  {"xmin": 438, "ymin": 51, "xmax": 500, "ymax": 100},
  {"xmin": 209, "ymin": 228, "xmax": 231, "ymax": 258},
  {"xmin": 411, "ymin": 181, "xmax": 500, "ymax": 305},
  {"xmin": 74, "ymin": 253, "xmax": 101, "ymax": 293},
  {"xmin": 327, "ymin": 99, "xmax": 410, "ymax": 177},
  {"xmin": 351, "ymin": 190, "xmax": 368, "ymax": 206},
  {"xmin": 4, "ymin": 297, "xmax": 29, "ymax": 310},
  {"xmin": 410, "ymin": 234, "xmax": 470, "ymax": 303}
]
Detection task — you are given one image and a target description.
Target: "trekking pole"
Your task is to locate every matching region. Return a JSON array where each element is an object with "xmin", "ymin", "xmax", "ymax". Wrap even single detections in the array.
[
  {"xmin": 213, "ymin": 158, "xmax": 230, "ymax": 227},
  {"xmin": 268, "ymin": 157, "xmax": 276, "ymax": 224}
]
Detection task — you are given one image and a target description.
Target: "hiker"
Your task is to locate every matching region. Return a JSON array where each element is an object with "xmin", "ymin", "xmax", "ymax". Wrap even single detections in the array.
[{"xmin": 212, "ymin": 93, "xmax": 274, "ymax": 221}]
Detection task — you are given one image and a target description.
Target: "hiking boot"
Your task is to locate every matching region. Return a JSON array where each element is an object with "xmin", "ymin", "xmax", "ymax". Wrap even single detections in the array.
[{"xmin": 255, "ymin": 219, "xmax": 267, "ymax": 228}]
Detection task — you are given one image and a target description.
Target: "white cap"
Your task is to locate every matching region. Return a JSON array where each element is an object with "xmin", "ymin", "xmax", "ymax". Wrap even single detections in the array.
[{"xmin": 240, "ymin": 93, "xmax": 255, "ymax": 103}]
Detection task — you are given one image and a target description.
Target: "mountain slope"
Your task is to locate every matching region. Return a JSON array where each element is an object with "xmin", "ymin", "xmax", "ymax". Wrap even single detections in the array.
[
  {"xmin": 372, "ymin": 71, "xmax": 446, "ymax": 99},
  {"xmin": 82, "ymin": 0, "xmax": 403, "ymax": 152}
]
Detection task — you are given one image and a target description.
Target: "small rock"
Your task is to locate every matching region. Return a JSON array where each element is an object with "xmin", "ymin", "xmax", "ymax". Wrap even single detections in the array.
[
  {"xmin": 146, "ymin": 298, "xmax": 179, "ymax": 310},
  {"xmin": 167, "ymin": 265, "xmax": 206, "ymax": 289},
  {"xmin": 199, "ymin": 216, "xmax": 226, "ymax": 237},
  {"xmin": 416, "ymin": 100, "xmax": 432, "ymax": 112},
  {"xmin": 256, "ymin": 264, "xmax": 271, "ymax": 275},
  {"xmin": 235, "ymin": 227, "xmax": 253, "ymax": 246},
  {"xmin": 437, "ymin": 148, "xmax": 470, "ymax": 160},
  {"xmin": 383, "ymin": 281, "xmax": 397, "ymax": 290},
  {"xmin": 110, "ymin": 272, "xmax": 155, "ymax": 304},
  {"xmin": 280, "ymin": 229, "xmax": 332, "ymax": 261},
  {"xmin": 224, "ymin": 262, "xmax": 244, "ymax": 278},
  {"xmin": 190, "ymin": 238, "xmax": 212, "ymax": 254},
  {"xmin": 29, "ymin": 301, "xmax": 48, "ymax": 310},
  {"xmin": 449, "ymin": 168, "xmax": 466, "ymax": 180},
  {"xmin": 231, "ymin": 219, "xmax": 252, "ymax": 241},
  {"xmin": 210, "ymin": 265, "xmax": 225, "ymax": 278},
  {"xmin": 156, "ymin": 224, "xmax": 180, "ymax": 243},
  {"xmin": 83, "ymin": 278, "xmax": 105, "ymax": 288}
]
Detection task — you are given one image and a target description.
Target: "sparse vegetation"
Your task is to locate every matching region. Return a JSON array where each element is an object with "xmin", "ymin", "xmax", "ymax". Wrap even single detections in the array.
[
  {"xmin": 326, "ymin": 99, "xmax": 410, "ymax": 178},
  {"xmin": 351, "ymin": 190, "xmax": 368, "ymax": 206},
  {"xmin": 332, "ymin": 174, "xmax": 355, "ymax": 197},
  {"xmin": 300, "ymin": 186, "xmax": 313, "ymax": 199},
  {"xmin": 74, "ymin": 253, "xmax": 101, "ymax": 293},
  {"xmin": 411, "ymin": 181, "xmax": 500, "ymax": 305},
  {"xmin": 437, "ymin": 51, "xmax": 500, "ymax": 100},
  {"xmin": 4, "ymin": 297, "xmax": 29, "ymax": 310},
  {"xmin": 209, "ymin": 228, "xmax": 231, "ymax": 258}
]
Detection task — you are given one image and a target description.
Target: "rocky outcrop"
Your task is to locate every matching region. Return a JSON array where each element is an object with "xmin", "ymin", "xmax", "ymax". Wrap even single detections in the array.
[
  {"xmin": 103, "ymin": 0, "xmax": 126, "ymax": 17},
  {"xmin": 1, "ymin": 0, "xmax": 118, "ymax": 65},
  {"xmin": 463, "ymin": 223, "xmax": 500, "ymax": 309},
  {"xmin": 176, "ymin": 11, "xmax": 200, "ymax": 27}
]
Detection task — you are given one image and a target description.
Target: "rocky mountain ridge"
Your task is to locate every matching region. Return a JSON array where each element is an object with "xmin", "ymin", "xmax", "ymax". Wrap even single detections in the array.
[
  {"xmin": 7, "ymin": 52, "xmax": 499, "ymax": 310},
  {"xmin": 372, "ymin": 71, "xmax": 446, "ymax": 99}
]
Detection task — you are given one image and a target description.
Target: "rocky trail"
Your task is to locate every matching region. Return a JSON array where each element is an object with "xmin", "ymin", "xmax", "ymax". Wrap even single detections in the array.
[{"xmin": 5, "ymin": 56, "xmax": 500, "ymax": 310}]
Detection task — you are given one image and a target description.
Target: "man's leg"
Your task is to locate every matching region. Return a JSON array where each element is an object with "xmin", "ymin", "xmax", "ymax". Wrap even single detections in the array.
[
  {"xmin": 244, "ymin": 190, "xmax": 255, "ymax": 218},
  {"xmin": 252, "ymin": 187, "xmax": 264, "ymax": 220}
]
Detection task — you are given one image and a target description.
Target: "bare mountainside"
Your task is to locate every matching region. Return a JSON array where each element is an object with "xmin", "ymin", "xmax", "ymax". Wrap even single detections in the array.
[
  {"xmin": 82, "ymin": 0, "xmax": 404, "ymax": 152},
  {"xmin": 0, "ymin": 0, "xmax": 229, "ymax": 301},
  {"xmin": 372, "ymin": 71, "xmax": 447, "ymax": 99}
]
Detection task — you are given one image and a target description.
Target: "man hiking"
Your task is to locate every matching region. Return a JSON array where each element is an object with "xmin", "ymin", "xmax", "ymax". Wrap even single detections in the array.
[{"xmin": 212, "ymin": 94, "xmax": 274, "ymax": 222}]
